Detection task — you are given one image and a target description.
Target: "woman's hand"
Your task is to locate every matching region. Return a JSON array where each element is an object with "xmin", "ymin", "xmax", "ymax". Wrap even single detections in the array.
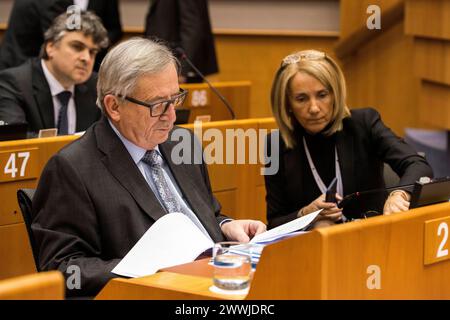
[
  {"xmin": 298, "ymin": 193, "xmax": 343, "ymax": 222},
  {"xmin": 383, "ymin": 190, "xmax": 410, "ymax": 215}
]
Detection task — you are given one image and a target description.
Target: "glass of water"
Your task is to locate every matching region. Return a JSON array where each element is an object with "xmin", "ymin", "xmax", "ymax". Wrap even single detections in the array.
[{"xmin": 212, "ymin": 241, "xmax": 252, "ymax": 291}]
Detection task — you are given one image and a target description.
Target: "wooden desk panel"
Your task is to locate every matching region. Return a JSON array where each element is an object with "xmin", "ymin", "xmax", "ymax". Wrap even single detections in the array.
[
  {"xmin": 97, "ymin": 203, "xmax": 450, "ymax": 300},
  {"xmin": 0, "ymin": 271, "xmax": 64, "ymax": 300},
  {"xmin": 0, "ymin": 223, "xmax": 36, "ymax": 280},
  {"xmin": 0, "ymin": 135, "xmax": 78, "ymax": 225},
  {"xmin": 181, "ymin": 81, "xmax": 251, "ymax": 122}
]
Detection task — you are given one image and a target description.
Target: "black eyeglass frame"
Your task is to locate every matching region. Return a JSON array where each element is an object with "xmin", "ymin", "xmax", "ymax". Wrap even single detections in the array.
[{"xmin": 119, "ymin": 88, "xmax": 188, "ymax": 117}]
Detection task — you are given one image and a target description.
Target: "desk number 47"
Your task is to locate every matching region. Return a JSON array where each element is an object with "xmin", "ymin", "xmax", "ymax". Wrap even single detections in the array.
[{"xmin": 4, "ymin": 152, "xmax": 30, "ymax": 178}]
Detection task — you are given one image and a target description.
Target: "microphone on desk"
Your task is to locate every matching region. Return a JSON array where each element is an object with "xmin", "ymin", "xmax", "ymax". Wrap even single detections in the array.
[
  {"xmin": 174, "ymin": 47, "xmax": 236, "ymax": 120},
  {"xmin": 338, "ymin": 183, "xmax": 417, "ymax": 209},
  {"xmin": 338, "ymin": 183, "xmax": 417, "ymax": 219}
]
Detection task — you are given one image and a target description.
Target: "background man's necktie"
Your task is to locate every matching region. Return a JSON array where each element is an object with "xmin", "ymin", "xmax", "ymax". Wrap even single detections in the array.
[{"xmin": 56, "ymin": 91, "xmax": 72, "ymax": 135}]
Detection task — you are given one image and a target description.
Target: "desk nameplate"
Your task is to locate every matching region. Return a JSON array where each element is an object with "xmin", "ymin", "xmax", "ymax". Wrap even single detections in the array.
[
  {"xmin": 0, "ymin": 148, "xmax": 39, "ymax": 183},
  {"xmin": 424, "ymin": 216, "xmax": 450, "ymax": 265}
]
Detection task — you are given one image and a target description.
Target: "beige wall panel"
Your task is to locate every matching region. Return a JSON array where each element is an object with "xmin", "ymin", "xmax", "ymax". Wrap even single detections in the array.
[
  {"xmin": 340, "ymin": 0, "xmax": 403, "ymax": 39},
  {"xmin": 208, "ymin": 35, "xmax": 338, "ymax": 119},
  {"xmin": 405, "ymin": 0, "xmax": 450, "ymax": 40},
  {"xmin": 1, "ymin": 0, "xmax": 340, "ymax": 32},
  {"xmin": 342, "ymin": 22, "xmax": 417, "ymax": 135},
  {"xmin": 213, "ymin": 189, "xmax": 237, "ymax": 219},
  {"xmin": 415, "ymin": 38, "xmax": 450, "ymax": 86}
]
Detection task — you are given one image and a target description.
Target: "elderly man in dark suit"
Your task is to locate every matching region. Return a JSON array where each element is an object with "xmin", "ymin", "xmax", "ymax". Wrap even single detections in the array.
[
  {"xmin": 0, "ymin": 11, "xmax": 108, "ymax": 135},
  {"xmin": 0, "ymin": 0, "xmax": 122, "ymax": 71},
  {"xmin": 32, "ymin": 38, "xmax": 266, "ymax": 297},
  {"xmin": 145, "ymin": 0, "xmax": 218, "ymax": 83}
]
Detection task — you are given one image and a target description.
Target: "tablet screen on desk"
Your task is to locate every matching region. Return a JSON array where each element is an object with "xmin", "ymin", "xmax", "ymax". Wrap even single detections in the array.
[
  {"xmin": 0, "ymin": 123, "xmax": 28, "ymax": 141},
  {"xmin": 410, "ymin": 177, "xmax": 450, "ymax": 208}
]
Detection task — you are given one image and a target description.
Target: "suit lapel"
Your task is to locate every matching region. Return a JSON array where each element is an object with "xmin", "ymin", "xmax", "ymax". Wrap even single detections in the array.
[
  {"xmin": 87, "ymin": 0, "xmax": 101, "ymax": 12},
  {"xmin": 336, "ymin": 130, "xmax": 356, "ymax": 196},
  {"xmin": 32, "ymin": 60, "xmax": 55, "ymax": 128},
  {"xmin": 74, "ymin": 83, "xmax": 93, "ymax": 131},
  {"xmin": 95, "ymin": 117, "xmax": 166, "ymax": 222},
  {"xmin": 159, "ymin": 135, "xmax": 220, "ymax": 238}
]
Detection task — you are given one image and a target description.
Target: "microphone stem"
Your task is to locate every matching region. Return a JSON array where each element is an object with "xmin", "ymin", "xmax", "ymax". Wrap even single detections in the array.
[{"xmin": 181, "ymin": 56, "xmax": 236, "ymax": 120}]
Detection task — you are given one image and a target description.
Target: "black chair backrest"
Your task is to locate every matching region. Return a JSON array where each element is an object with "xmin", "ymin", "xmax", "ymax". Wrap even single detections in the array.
[{"xmin": 17, "ymin": 189, "xmax": 39, "ymax": 271}]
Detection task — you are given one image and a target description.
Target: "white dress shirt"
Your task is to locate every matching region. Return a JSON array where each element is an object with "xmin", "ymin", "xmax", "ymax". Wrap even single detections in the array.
[
  {"xmin": 73, "ymin": 0, "xmax": 89, "ymax": 11},
  {"xmin": 41, "ymin": 60, "xmax": 76, "ymax": 134}
]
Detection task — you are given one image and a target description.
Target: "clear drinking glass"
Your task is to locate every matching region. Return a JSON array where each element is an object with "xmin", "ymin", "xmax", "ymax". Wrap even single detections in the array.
[{"xmin": 212, "ymin": 241, "xmax": 252, "ymax": 291}]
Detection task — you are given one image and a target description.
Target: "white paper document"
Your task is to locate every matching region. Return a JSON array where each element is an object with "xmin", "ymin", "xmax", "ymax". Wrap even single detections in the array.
[
  {"xmin": 112, "ymin": 209, "xmax": 321, "ymax": 278},
  {"xmin": 112, "ymin": 212, "xmax": 213, "ymax": 278},
  {"xmin": 249, "ymin": 209, "xmax": 322, "ymax": 244}
]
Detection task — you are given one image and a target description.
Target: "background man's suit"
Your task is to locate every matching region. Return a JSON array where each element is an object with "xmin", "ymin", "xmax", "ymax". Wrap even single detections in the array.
[
  {"xmin": 0, "ymin": 0, "xmax": 122, "ymax": 71},
  {"xmin": 32, "ymin": 116, "xmax": 228, "ymax": 297},
  {"xmin": 0, "ymin": 58, "xmax": 100, "ymax": 133},
  {"xmin": 145, "ymin": 0, "xmax": 218, "ymax": 79}
]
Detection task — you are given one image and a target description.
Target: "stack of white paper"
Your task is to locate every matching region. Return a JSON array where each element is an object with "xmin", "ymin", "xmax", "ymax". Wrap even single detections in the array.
[
  {"xmin": 112, "ymin": 212, "xmax": 213, "ymax": 278},
  {"xmin": 249, "ymin": 209, "xmax": 321, "ymax": 244},
  {"xmin": 112, "ymin": 209, "xmax": 322, "ymax": 278}
]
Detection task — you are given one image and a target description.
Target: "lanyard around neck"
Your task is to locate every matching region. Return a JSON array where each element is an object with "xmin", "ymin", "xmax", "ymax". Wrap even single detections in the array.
[{"xmin": 302, "ymin": 136, "xmax": 343, "ymax": 197}]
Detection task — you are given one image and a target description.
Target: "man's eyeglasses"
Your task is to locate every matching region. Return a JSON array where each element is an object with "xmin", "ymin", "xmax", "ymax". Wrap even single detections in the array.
[{"xmin": 119, "ymin": 88, "xmax": 188, "ymax": 117}]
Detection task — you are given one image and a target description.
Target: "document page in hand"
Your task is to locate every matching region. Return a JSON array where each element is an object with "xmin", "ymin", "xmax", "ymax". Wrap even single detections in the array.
[
  {"xmin": 112, "ymin": 212, "xmax": 214, "ymax": 278},
  {"xmin": 250, "ymin": 209, "xmax": 322, "ymax": 244}
]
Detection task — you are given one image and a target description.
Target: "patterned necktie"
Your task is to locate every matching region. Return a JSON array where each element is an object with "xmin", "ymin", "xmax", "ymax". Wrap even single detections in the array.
[
  {"xmin": 56, "ymin": 91, "xmax": 72, "ymax": 135},
  {"xmin": 141, "ymin": 150, "xmax": 182, "ymax": 213}
]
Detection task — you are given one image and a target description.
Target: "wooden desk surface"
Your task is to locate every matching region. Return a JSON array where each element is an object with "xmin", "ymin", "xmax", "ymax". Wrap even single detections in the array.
[
  {"xmin": 162, "ymin": 258, "xmax": 214, "ymax": 278},
  {"xmin": 97, "ymin": 258, "xmax": 249, "ymax": 300},
  {"xmin": 96, "ymin": 271, "xmax": 247, "ymax": 300},
  {"xmin": 97, "ymin": 203, "xmax": 450, "ymax": 300}
]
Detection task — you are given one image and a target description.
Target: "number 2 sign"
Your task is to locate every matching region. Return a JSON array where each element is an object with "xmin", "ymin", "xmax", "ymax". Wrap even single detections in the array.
[{"xmin": 424, "ymin": 216, "xmax": 450, "ymax": 265}]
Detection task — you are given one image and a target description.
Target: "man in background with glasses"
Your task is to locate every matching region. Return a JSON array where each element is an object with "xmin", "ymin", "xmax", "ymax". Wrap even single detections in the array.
[{"xmin": 32, "ymin": 38, "xmax": 266, "ymax": 298}]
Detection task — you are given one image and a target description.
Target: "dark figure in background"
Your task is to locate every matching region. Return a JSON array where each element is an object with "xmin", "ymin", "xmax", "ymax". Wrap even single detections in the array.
[
  {"xmin": 144, "ymin": 0, "xmax": 218, "ymax": 83},
  {"xmin": 265, "ymin": 50, "xmax": 433, "ymax": 229},
  {"xmin": 0, "ymin": 0, "xmax": 122, "ymax": 71},
  {"xmin": 0, "ymin": 11, "xmax": 108, "ymax": 135}
]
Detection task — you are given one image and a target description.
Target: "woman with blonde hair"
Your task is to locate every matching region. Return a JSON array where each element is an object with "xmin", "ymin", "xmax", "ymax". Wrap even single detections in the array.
[{"xmin": 265, "ymin": 50, "xmax": 432, "ymax": 229}]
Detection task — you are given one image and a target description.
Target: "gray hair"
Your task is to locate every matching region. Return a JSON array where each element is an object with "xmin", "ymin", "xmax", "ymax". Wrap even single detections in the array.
[
  {"xmin": 96, "ymin": 37, "xmax": 179, "ymax": 112},
  {"xmin": 40, "ymin": 11, "xmax": 109, "ymax": 59}
]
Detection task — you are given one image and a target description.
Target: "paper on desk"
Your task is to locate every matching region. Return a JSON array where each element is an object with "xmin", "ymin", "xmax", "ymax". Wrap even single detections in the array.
[
  {"xmin": 250, "ymin": 209, "xmax": 322, "ymax": 244},
  {"xmin": 111, "ymin": 212, "xmax": 214, "ymax": 278}
]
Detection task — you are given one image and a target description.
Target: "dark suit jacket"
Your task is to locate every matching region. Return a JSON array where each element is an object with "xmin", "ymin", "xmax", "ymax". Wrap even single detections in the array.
[
  {"xmin": 144, "ymin": 0, "xmax": 218, "ymax": 78},
  {"xmin": 0, "ymin": 58, "xmax": 100, "ymax": 134},
  {"xmin": 0, "ymin": 0, "xmax": 44, "ymax": 70},
  {"xmin": 0, "ymin": 0, "xmax": 122, "ymax": 71},
  {"xmin": 32, "ymin": 116, "xmax": 228, "ymax": 297},
  {"xmin": 265, "ymin": 108, "xmax": 434, "ymax": 228}
]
